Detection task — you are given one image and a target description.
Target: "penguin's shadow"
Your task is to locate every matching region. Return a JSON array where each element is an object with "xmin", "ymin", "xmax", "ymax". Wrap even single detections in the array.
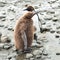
[
  {"xmin": 15, "ymin": 47, "xmax": 40, "ymax": 60},
  {"xmin": 16, "ymin": 54, "xmax": 26, "ymax": 60}
]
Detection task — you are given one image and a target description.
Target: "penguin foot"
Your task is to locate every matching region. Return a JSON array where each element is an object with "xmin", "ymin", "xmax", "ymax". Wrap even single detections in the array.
[{"xmin": 23, "ymin": 47, "xmax": 32, "ymax": 53}]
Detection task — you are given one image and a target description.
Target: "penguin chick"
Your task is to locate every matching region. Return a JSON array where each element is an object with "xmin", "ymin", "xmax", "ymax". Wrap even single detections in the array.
[{"xmin": 14, "ymin": 11, "xmax": 38, "ymax": 53}]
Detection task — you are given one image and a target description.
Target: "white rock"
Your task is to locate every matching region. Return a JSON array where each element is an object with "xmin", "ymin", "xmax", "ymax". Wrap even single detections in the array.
[
  {"xmin": 33, "ymin": 50, "xmax": 42, "ymax": 55},
  {"xmin": 26, "ymin": 53, "xmax": 33, "ymax": 58},
  {"xmin": 1, "ymin": 36, "xmax": 11, "ymax": 43}
]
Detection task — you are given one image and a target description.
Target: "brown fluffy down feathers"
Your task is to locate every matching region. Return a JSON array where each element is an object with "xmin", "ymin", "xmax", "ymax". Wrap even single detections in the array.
[{"xmin": 14, "ymin": 11, "xmax": 36, "ymax": 51}]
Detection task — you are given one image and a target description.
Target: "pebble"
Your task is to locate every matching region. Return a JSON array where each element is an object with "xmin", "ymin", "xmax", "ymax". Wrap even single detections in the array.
[
  {"xmin": 43, "ymin": 51, "xmax": 48, "ymax": 56},
  {"xmin": 0, "ymin": 24, "xmax": 4, "ymax": 27},
  {"xmin": 26, "ymin": 53, "xmax": 33, "ymax": 59},
  {"xmin": 10, "ymin": 58, "xmax": 16, "ymax": 60},
  {"xmin": 50, "ymin": 30, "xmax": 55, "ymax": 33},
  {"xmin": 32, "ymin": 42, "xmax": 42, "ymax": 48},
  {"xmin": 55, "ymin": 35, "xmax": 60, "ymax": 38},
  {"xmin": 0, "ymin": 43, "xmax": 4, "ymax": 49},
  {"xmin": 30, "ymin": 58, "xmax": 34, "ymax": 60},
  {"xmin": 48, "ymin": 0, "xmax": 56, "ymax": 4},
  {"xmin": 47, "ymin": 9, "xmax": 55, "ymax": 14},
  {"xmin": 34, "ymin": 6, "xmax": 39, "ymax": 9},
  {"xmin": 36, "ymin": 54, "xmax": 41, "ymax": 59},
  {"xmin": 1, "ymin": 36, "xmax": 11, "ymax": 43},
  {"xmin": 0, "ymin": 15, "xmax": 6, "ymax": 19},
  {"xmin": 3, "ymin": 43, "xmax": 12, "ymax": 50},
  {"xmin": 8, "ymin": 26, "xmax": 14, "ymax": 31},
  {"xmin": 56, "ymin": 53, "xmax": 60, "ymax": 55},
  {"xmin": 33, "ymin": 50, "xmax": 42, "ymax": 55},
  {"xmin": 56, "ymin": 31, "xmax": 60, "ymax": 34},
  {"xmin": 52, "ymin": 17, "xmax": 58, "ymax": 22},
  {"xmin": 44, "ymin": 15, "xmax": 52, "ymax": 20},
  {"xmin": 56, "ymin": 26, "xmax": 60, "ymax": 29},
  {"xmin": 7, "ymin": 52, "xmax": 17, "ymax": 60},
  {"xmin": 0, "ymin": 32, "xmax": 2, "ymax": 36},
  {"xmin": 0, "ymin": 2, "xmax": 7, "ymax": 7},
  {"xmin": 1, "ymin": 18, "xmax": 6, "ymax": 21}
]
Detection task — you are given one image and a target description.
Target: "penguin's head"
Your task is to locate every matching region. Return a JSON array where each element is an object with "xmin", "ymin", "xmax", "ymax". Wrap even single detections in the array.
[{"xmin": 24, "ymin": 6, "xmax": 34, "ymax": 11}]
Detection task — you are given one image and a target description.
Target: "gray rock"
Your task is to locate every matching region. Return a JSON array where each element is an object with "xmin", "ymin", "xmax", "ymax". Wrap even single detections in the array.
[
  {"xmin": 43, "ymin": 51, "xmax": 48, "ymax": 56},
  {"xmin": 1, "ymin": 18, "xmax": 6, "ymax": 21},
  {"xmin": 52, "ymin": 17, "xmax": 58, "ymax": 22},
  {"xmin": 0, "ymin": 24, "xmax": 4, "ymax": 27},
  {"xmin": 3, "ymin": 43, "xmax": 12, "ymax": 50},
  {"xmin": 0, "ymin": 32, "xmax": 2, "ymax": 36},
  {"xmin": 0, "ymin": 43, "xmax": 4, "ymax": 49},
  {"xmin": 32, "ymin": 42, "xmax": 42, "ymax": 48},
  {"xmin": 55, "ymin": 35, "xmax": 59, "ymax": 38},
  {"xmin": 8, "ymin": 26, "xmax": 14, "ymax": 31},
  {"xmin": 47, "ymin": 9, "xmax": 55, "ymax": 14},
  {"xmin": 36, "ymin": 54, "xmax": 41, "ymax": 59},
  {"xmin": 26, "ymin": 53, "xmax": 33, "ymax": 59},
  {"xmin": 50, "ymin": 30, "xmax": 55, "ymax": 33},
  {"xmin": 34, "ymin": 5, "xmax": 39, "ymax": 9},
  {"xmin": 48, "ymin": 0, "xmax": 56, "ymax": 4},
  {"xmin": 44, "ymin": 15, "xmax": 52, "ymax": 20},
  {"xmin": 56, "ymin": 53, "xmax": 60, "ymax": 55},
  {"xmin": 33, "ymin": 50, "xmax": 42, "ymax": 55},
  {"xmin": 10, "ymin": 58, "xmax": 16, "ymax": 60},
  {"xmin": 0, "ymin": 15, "xmax": 6, "ymax": 19},
  {"xmin": 30, "ymin": 58, "xmax": 34, "ymax": 60},
  {"xmin": 1, "ymin": 36, "xmax": 11, "ymax": 43},
  {"xmin": 0, "ymin": 2, "xmax": 7, "ymax": 7},
  {"xmin": 56, "ymin": 26, "xmax": 60, "ymax": 29},
  {"xmin": 56, "ymin": 31, "xmax": 60, "ymax": 34}
]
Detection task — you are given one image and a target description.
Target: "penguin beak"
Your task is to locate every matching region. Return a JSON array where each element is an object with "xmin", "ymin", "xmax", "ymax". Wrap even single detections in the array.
[{"xmin": 23, "ymin": 8, "xmax": 28, "ymax": 11}]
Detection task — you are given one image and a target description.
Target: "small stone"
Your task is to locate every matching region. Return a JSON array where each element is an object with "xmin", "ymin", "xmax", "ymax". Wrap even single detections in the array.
[
  {"xmin": 33, "ymin": 50, "xmax": 42, "ymax": 55},
  {"xmin": 0, "ymin": 2, "xmax": 7, "ymax": 7},
  {"xmin": 56, "ymin": 26, "xmax": 60, "ymax": 29},
  {"xmin": 50, "ymin": 30, "xmax": 55, "ymax": 33},
  {"xmin": 56, "ymin": 53, "xmax": 60, "ymax": 55},
  {"xmin": 0, "ymin": 43, "xmax": 4, "ymax": 49},
  {"xmin": 10, "ymin": 58, "xmax": 16, "ymax": 60},
  {"xmin": 42, "ymin": 22, "xmax": 46, "ymax": 25},
  {"xmin": 30, "ymin": 58, "xmax": 34, "ymax": 60},
  {"xmin": 43, "ymin": 51, "xmax": 48, "ymax": 56},
  {"xmin": 32, "ymin": 42, "xmax": 42, "ymax": 48},
  {"xmin": 3, "ymin": 43, "xmax": 12, "ymax": 50},
  {"xmin": 1, "ymin": 36, "xmax": 11, "ymax": 43},
  {"xmin": 0, "ymin": 32, "xmax": 2, "ymax": 36},
  {"xmin": 47, "ymin": 9, "xmax": 55, "ymax": 14},
  {"xmin": 52, "ymin": 17, "xmax": 58, "ymax": 22},
  {"xmin": 36, "ymin": 55, "xmax": 41, "ymax": 59},
  {"xmin": 48, "ymin": 0, "xmax": 56, "ymax": 4},
  {"xmin": 1, "ymin": 18, "xmax": 6, "ymax": 21},
  {"xmin": 55, "ymin": 35, "xmax": 59, "ymax": 38},
  {"xmin": 0, "ymin": 15, "xmax": 6, "ymax": 19},
  {"xmin": 56, "ymin": 31, "xmax": 60, "ymax": 34},
  {"xmin": 0, "ymin": 24, "xmax": 4, "ymax": 27},
  {"xmin": 8, "ymin": 26, "xmax": 14, "ymax": 31},
  {"xmin": 26, "ymin": 53, "xmax": 33, "ymax": 59},
  {"xmin": 44, "ymin": 15, "xmax": 52, "ymax": 20},
  {"xmin": 34, "ymin": 6, "xmax": 39, "ymax": 9}
]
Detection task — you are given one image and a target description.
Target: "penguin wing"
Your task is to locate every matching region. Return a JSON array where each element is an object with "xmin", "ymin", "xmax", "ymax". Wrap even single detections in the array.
[{"xmin": 21, "ymin": 31, "xmax": 27, "ymax": 50}]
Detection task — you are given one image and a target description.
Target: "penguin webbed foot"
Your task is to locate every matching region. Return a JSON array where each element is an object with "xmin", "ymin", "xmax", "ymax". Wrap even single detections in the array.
[{"xmin": 24, "ymin": 47, "xmax": 32, "ymax": 53}]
